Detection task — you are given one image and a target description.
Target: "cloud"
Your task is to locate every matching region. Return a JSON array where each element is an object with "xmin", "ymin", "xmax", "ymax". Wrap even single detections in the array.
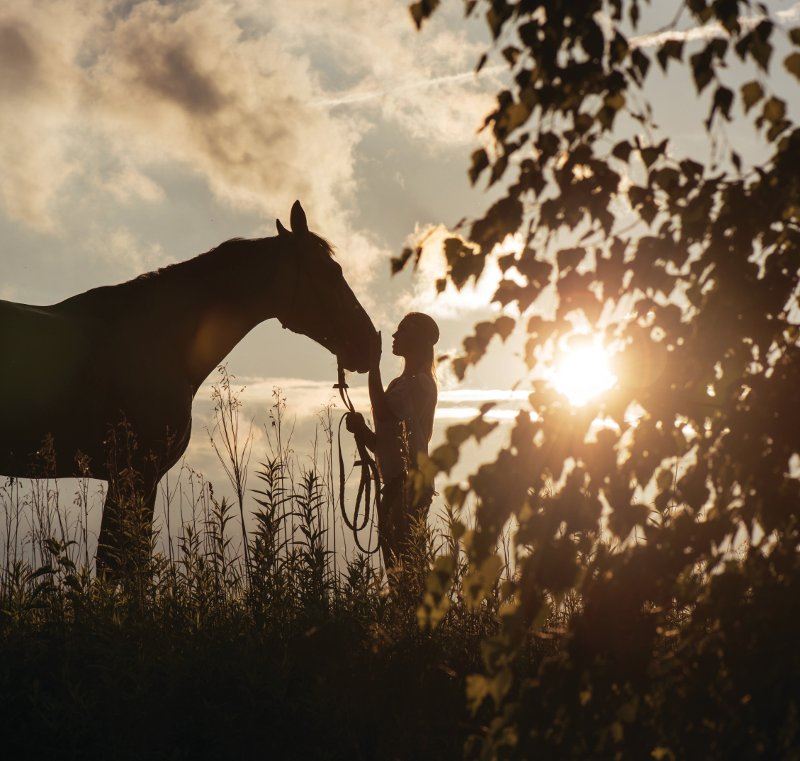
[
  {"xmin": 435, "ymin": 406, "xmax": 530, "ymax": 422},
  {"xmin": 252, "ymin": 0, "xmax": 496, "ymax": 147},
  {"xmin": 0, "ymin": 284, "xmax": 18, "ymax": 301},
  {"xmin": 438, "ymin": 388, "xmax": 529, "ymax": 403},
  {"xmin": 87, "ymin": 225, "xmax": 171, "ymax": 276},
  {"xmin": 196, "ymin": 375, "xmax": 369, "ymax": 419},
  {"xmin": 0, "ymin": 0, "xmax": 388, "ymax": 282},
  {"xmin": 0, "ymin": 0, "xmax": 95, "ymax": 228},
  {"xmin": 95, "ymin": 166, "xmax": 165, "ymax": 205},
  {"xmin": 87, "ymin": 2, "xmax": 360, "ymax": 219},
  {"xmin": 0, "ymin": 0, "xmax": 499, "ymax": 291},
  {"xmin": 195, "ymin": 375, "xmax": 533, "ymax": 428}
]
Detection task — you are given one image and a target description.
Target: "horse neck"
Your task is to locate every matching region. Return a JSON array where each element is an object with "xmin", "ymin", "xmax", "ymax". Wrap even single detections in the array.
[{"xmin": 156, "ymin": 239, "xmax": 291, "ymax": 391}]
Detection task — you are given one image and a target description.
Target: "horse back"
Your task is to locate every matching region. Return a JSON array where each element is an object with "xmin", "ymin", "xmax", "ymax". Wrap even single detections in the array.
[
  {"xmin": 1, "ymin": 296, "xmax": 192, "ymax": 478},
  {"xmin": 1, "ymin": 298, "xmax": 100, "ymax": 394},
  {"xmin": 0, "ymin": 298, "xmax": 109, "ymax": 470}
]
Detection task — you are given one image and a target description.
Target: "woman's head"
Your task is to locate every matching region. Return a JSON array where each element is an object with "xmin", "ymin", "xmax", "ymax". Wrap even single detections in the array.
[{"xmin": 392, "ymin": 312, "xmax": 439, "ymax": 374}]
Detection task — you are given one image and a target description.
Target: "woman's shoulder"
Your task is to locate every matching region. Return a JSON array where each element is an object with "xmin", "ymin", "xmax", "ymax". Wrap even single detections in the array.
[
  {"xmin": 386, "ymin": 373, "xmax": 436, "ymax": 401},
  {"xmin": 407, "ymin": 372, "xmax": 437, "ymax": 397}
]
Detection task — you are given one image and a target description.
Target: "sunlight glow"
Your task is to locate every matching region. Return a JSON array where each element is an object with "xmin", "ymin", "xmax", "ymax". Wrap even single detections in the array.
[{"xmin": 550, "ymin": 341, "xmax": 617, "ymax": 406}]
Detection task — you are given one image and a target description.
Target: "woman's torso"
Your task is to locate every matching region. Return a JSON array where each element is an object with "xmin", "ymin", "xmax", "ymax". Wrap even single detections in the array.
[{"xmin": 374, "ymin": 373, "xmax": 437, "ymax": 482}]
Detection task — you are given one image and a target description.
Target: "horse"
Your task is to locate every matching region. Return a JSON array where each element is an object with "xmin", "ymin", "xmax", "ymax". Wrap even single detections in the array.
[{"xmin": 0, "ymin": 201, "xmax": 376, "ymax": 576}]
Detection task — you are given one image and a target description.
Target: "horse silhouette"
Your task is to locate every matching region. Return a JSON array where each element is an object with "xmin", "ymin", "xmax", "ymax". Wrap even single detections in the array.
[{"xmin": 0, "ymin": 201, "xmax": 375, "ymax": 576}]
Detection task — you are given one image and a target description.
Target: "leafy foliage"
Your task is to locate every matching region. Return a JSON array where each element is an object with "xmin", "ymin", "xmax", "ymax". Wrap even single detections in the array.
[{"xmin": 407, "ymin": 1, "xmax": 800, "ymax": 757}]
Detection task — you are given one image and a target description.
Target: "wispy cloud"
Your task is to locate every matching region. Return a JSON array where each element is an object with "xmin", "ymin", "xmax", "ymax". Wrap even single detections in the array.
[
  {"xmin": 316, "ymin": 65, "xmax": 504, "ymax": 109},
  {"xmin": 439, "ymin": 388, "xmax": 529, "ymax": 403},
  {"xmin": 196, "ymin": 375, "xmax": 532, "ymax": 424},
  {"xmin": 260, "ymin": 0, "xmax": 495, "ymax": 146},
  {"xmin": 631, "ymin": 1, "xmax": 800, "ymax": 48},
  {"xmin": 86, "ymin": 226, "xmax": 171, "ymax": 276},
  {"xmin": 197, "ymin": 376, "xmax": 367, "ymax": 418},
  {"xmin": 435, "ymin": 406, "xmax": 530, "ymax": 422}
]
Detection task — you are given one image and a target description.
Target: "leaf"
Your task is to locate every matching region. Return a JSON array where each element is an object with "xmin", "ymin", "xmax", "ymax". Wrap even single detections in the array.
[
  {"xmin": 494, "ymin": 314, "xmax": 516, "ymax": 341},
  {"xmin": 499, "ymin": 101, "xmax": 531, "ymax": 135},
  {"xmin": 463, "ymin": 554, "xmax": 503, "ymax": 608},
  {"xmin": 468, "ymin": 148, "xmax": 489, "ymax": 185},
  {"xmin": 556, "ymin": 247, "xmax": 584, "ymax": 271},
  {"xmin": 656, "ymin": 39, "xmax": 684, "ymax": 72},
  {"xmin": 409, "ymin": 0, "xmax": 440, "ymax": 29},
  {"xmin": 612, "ymin": 140, "xmax": 633, "ymax": 161},
  {"xmin": 763, "ymin": 96, "xmax": 786, "ymax": 123},
  {"xmin": 740, "ymin": 80, "xmax": 764, "ymax": 113},
  {"xmin": 417, "ymin": 554, "xmax": 456, "ymax": 630},
  {"xmin": 652, "ymin": 749, "xmax": 675, "ymax": 761},
  {"xmin": 502, "ymin": 45, "xmax": 520, "ymax": 66},
  {"xmin": 29, "ymin": 565, "xmax": 54, "ymax": 579},
  {"xmin": 631, "ymin": 49, "xmax": 651, "ymax": 81},
  {"xmin": 710, "ymin": 85, "xmax": 733, "ymax": 122},
  {"xmin": 690, "ymin": 49, "xmax": 713, "ymax": 94},
  {"xmin": 465, "ymin": 674, "xmax": 490, "ymax": 714},
  {"xmin": 390, "ymin": 247, "xmax": 414, "ymax": 275},
  {"xmin": 784, "ymin": 52, "xmax": 800, "ymax": 81},
  {"xmin": 605, "ymin": 92, "xmax": 626, "ymax": 112},
  {"xmin": 430, "ymin": 443, "xmax": 459, "ymax": 474},
  {"xmin": 444, "ymin": 237, "xmax": 483, "ymax": 288},
  {"xmin": 470, "ymin": 196, "xmax": 523, "ymax": 255}
]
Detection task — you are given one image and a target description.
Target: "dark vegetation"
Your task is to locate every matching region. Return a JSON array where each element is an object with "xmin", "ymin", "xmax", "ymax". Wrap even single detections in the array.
[
  {"xmin": 0, "ymin": 375, "xmax": 519, "ymax": 760},
  {"xmin": 399, "ymin": 0, "xmax": 800, "ymax": 758}
]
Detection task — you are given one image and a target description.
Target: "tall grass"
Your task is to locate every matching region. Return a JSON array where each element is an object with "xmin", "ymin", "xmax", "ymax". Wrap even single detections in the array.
[{"xmin": 0, "ymin": 368, "xmax": 518, "ymax": 759}]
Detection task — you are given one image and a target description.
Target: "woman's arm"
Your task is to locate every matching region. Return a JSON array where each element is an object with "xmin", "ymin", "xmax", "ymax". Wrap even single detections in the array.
[{"xmin": 367, "ymin": 330, "xmax": 392, "ymax": 421}]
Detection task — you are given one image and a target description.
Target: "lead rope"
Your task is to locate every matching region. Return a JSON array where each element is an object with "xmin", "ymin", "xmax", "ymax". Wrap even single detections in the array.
[{"xmin": 335, "ymin": 363, "xmax": 381, "ymax": 555}]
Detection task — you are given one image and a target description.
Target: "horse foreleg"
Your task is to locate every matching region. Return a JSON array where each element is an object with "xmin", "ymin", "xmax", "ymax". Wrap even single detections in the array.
[{"xmin": 96, "ymin": 474, "xmax": 159, "ymax": 581}]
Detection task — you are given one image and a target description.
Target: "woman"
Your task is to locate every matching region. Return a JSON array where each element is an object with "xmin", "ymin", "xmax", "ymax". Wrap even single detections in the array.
[{"xmin": 346, "ymin": 312, "xmax": 439, "ymax": 568}]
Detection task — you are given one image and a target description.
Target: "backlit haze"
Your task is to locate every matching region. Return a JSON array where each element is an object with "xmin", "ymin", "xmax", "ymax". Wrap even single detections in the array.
[{"xmin": 3, "ymin": 0, "xmax": 800, "ymax": 550}]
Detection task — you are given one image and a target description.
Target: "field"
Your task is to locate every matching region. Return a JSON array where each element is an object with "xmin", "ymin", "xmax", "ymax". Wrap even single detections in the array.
[{"xmin": 0, "ymin": 374, "xmax": 521, "ymax": 759}]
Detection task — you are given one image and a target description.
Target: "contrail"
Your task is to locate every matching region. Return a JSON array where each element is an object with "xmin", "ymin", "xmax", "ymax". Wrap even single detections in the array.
[
  {"xmin": 315, "ymin": 65, "xmax": 504, "ymax": 108},
  {"xmin": 631, "ymin": 0, "xmax": 800, "ymax": 48},
  {"xmin": 316, "ymin": 2, "xmax": 800, "ymax": 109}
]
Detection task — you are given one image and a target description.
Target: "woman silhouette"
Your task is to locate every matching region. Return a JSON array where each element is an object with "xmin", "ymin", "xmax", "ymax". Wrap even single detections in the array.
[{"xmin": 346, "ymin": 312, "xmax": 439, "ymax": 567}]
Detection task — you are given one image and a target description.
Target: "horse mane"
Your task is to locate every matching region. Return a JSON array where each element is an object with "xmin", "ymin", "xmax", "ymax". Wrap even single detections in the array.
[
  {"xmin": 56, "ymin": 232, "xmax": 335, "ymax": 316},
  {"xmin": 131, "ymin": 231, "xmax": 334, "ymax": 285}
]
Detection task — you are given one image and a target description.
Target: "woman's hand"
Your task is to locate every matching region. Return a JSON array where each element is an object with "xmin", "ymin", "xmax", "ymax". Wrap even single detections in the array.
[
  {"xmin": 345, "ymin": 411, "xmax": 365, "ymax": 434},
  {"xmin": 369, "ymin": 329, "xmax": 382, "ymax": 371}
]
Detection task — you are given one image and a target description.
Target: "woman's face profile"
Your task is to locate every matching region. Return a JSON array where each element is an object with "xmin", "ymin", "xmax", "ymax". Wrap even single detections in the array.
[{"xmin": 391, "ymin": 318, "xmax": 415, "ymax": 357}]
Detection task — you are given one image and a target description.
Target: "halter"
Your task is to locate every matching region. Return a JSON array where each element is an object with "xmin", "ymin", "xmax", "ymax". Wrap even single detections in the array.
[{"xmin": 335, "ymin": 361, "xmax": 381, "ymax": 556}]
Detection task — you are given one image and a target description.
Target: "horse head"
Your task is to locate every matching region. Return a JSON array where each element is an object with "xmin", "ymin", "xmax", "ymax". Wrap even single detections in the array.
[{"xmin": 275, "ymin": 201, "xmax": 375, "ymax": 373}]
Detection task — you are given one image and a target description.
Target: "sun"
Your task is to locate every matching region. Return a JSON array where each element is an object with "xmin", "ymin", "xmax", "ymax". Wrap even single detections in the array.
[{"xmin": 550, "ymin": 340, "xmax": 617, "ymax": 406}]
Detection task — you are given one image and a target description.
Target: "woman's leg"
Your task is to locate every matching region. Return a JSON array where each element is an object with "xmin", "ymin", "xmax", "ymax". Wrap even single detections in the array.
[
  {"xmin": 379, "ymin": 476, "xmax": 434, "ymax": 569},
  {"xmin": 378, "ymin": 477, "xmax": 404, "ymax": 568}
]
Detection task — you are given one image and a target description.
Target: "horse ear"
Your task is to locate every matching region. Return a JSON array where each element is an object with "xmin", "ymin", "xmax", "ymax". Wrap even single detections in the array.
[
  {"xmin": 276, "ymin": 219, "xmax": 290, "ymax": 237},
  {"xmin": 290, "ymin": 200, "xmax": 308, "ymax": 235}
]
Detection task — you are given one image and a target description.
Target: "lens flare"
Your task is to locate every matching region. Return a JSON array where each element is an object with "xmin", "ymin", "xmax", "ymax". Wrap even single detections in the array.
[{"xmin": 550, "ymin": 341, "xmax": 616, "ymax": 406}]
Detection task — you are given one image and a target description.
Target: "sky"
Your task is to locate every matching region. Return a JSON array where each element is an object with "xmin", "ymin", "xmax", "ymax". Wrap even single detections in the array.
[{"xmin": 2, "ymin": 0, "xmax": 799, "ymax": 559}]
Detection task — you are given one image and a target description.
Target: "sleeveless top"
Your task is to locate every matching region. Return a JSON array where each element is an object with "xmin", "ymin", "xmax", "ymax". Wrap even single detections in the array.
[{"xmin": 374, "ymin": 373, "xmax": 437, "ymax": 482}]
